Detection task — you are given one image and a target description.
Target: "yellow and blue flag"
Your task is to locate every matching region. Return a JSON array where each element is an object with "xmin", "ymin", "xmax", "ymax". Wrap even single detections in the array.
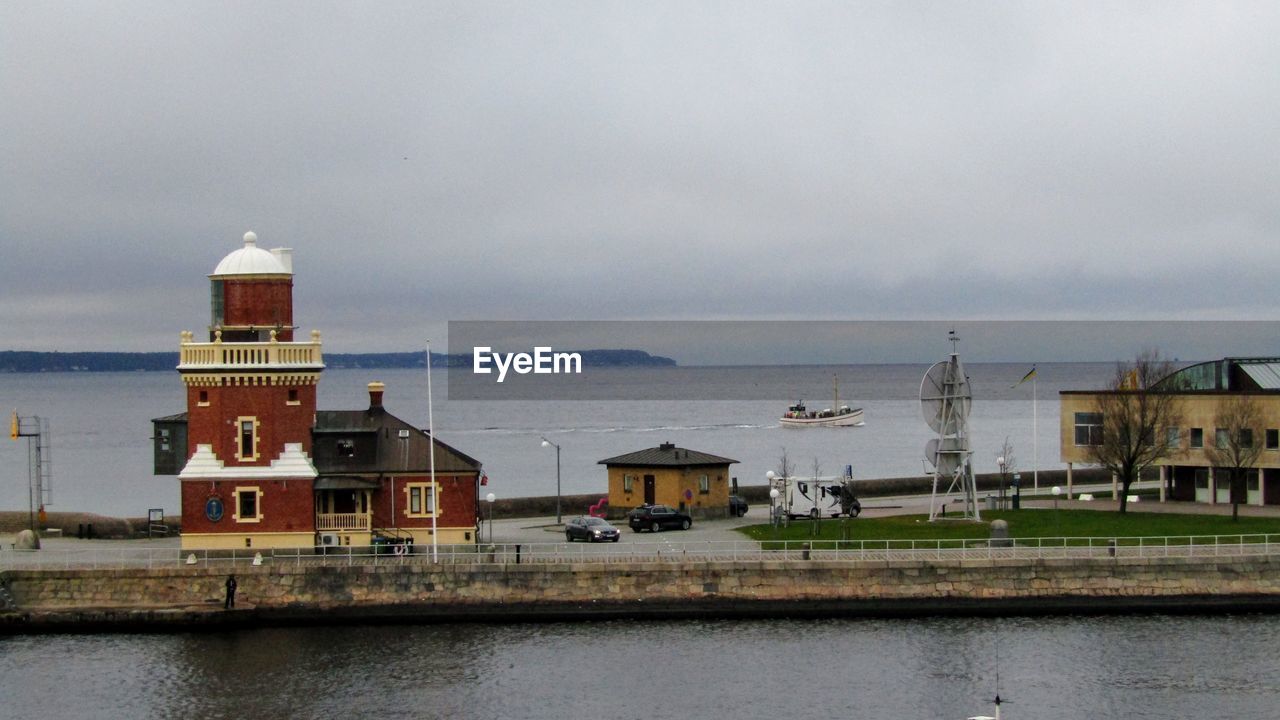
[{"xmin": 1011, "ymin": 366, "xmax": 1036, "ymax": 388}]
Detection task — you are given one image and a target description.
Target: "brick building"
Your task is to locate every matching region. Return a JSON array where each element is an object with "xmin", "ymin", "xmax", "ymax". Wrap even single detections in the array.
[{"xmin": 154, "ymin": 232, "xmax": 482, "ymax": 551}]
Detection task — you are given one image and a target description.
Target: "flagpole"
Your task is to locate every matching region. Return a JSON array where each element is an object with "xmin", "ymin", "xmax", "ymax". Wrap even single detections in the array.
[
  {"xmin": 1033, "ymin": 372, "xmax": 1038, "ymax": 492},
  {"xmin": 427, "ymin": 339, "xmax": 438, "ymax": 563}
]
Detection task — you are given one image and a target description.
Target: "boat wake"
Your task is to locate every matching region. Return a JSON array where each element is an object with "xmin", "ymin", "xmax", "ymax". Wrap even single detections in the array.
[{"xmin": 460, "ymin": 423, "xmax": 771, "ymax": 435}]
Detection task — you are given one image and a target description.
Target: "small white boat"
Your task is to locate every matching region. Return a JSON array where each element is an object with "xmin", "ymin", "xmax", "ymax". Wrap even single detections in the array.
[
  {"xmin": 966, "ymin": 692, "xmax": 1002, "ymax": 720},
  {"xmin": 779, "ymin": 375, "xmax": 863, "ymax": 427}
]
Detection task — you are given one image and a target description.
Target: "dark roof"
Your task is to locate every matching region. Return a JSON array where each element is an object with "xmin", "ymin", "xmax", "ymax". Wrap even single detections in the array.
[
  {"xmin": 598, "ymin": 443, "xmax": 738, "ymax": 467},
  {"xmin": 314, "ymin": 408, "xmax": 481, "ymax": 475},
  {"xmin": 314, "ymin": 476, "xmax": 380, "ymax": 490},
  {"xmin": 147, "ymin": 409, "xmax": 482, "ymax": 475}
]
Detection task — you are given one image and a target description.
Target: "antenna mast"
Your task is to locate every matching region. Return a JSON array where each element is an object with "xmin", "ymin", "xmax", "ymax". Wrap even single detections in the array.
[{"xmin": 921, "ymin": 333, "xmax": 980, "ymax": 521}]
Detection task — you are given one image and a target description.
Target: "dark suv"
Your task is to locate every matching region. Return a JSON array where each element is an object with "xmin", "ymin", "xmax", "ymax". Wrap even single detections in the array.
[
  {"xmin": 728, "ymin": 495, "xmax": 749, "ymax": 517},
  {"xmin": 627, "ymin": 504, "xmax": 692, "ymax": 533}
]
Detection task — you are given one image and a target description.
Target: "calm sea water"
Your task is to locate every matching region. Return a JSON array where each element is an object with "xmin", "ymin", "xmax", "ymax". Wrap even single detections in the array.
[
  {"xmin": 1, "ymin": 615, "xmax": 1277, "ymax": 719},
  {"xmin": 0, "ymin": 363, "xmax": 1113, "ymax": 517}
]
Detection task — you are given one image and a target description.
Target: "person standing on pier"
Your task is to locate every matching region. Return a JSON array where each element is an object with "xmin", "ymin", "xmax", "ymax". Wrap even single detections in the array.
[{"xmin": 224, "ymin": 574, "xmax": 237, "ymax": 609}]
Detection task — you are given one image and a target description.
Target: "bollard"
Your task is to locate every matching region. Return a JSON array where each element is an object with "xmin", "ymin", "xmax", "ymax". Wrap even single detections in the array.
[
  {"xmin": 515, "ymin": 544, "xmax": 522, "ymax": 565},
  {"xmin": 77, "ymin": 523, "xmax": 84, "ymax": 539},
  {"xmin": 1108, "ymin": 539, "xmax": 1117, "ymax": 557},
  {"xmin": 802, "ymin": 543, "xmax": 811, "ymax": 560}
]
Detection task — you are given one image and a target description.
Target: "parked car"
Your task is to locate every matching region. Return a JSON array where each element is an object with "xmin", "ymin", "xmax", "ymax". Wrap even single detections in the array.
[
  {"xmin": 627, "ymin": 504, "xmax": 692, "ymax": 533},
  {"xmin": 728, "ymin": 495, "xmax": 749, "ymax": 517},
  {"xmin": 564, "ymin": 516, "xmax": 621, "ymax": 543}
]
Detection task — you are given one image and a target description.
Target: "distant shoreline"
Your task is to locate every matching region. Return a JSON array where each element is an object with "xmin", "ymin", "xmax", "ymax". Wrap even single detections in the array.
[{"xmin": 0, "ymin": 349, "xmax": 676, "ymax": 373}]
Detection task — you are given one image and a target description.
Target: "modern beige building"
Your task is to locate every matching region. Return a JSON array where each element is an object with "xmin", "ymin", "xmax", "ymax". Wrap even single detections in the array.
[
  {"xmin": 1060, "ymin": 357, "xmax": 1280, "ymax": 505},
  {"xmin": 599, "ymin": 442, "xmax": 738, "ymax": 519}
]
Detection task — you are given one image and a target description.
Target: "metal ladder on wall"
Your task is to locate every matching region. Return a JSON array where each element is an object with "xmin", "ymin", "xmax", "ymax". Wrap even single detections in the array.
[{"xmin": 0, "ymin": 578, "xmax": 18, "ymax": 611}]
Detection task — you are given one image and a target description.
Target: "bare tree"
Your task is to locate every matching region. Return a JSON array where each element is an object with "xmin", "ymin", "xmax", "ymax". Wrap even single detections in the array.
[
  {"xmin": 777, "ymin": 447, "xmax": 795, "ymax": 480},
  {"xmin": 1204, "ymin": 394, "xmax": 1264, "ymax": 522},
  {"xmin": 994, "ymin": 437, "xmax": 1017, "ymax": 474},
  {"xmin": 1086, "ymin": 350, "xmax": 1185, "ymax": 514}
]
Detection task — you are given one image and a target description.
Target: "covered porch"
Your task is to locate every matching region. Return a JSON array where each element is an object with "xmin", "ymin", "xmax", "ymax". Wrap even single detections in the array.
[{"xmin": 315, "ymin": 476, "xmax": 379, "ymax": 531}]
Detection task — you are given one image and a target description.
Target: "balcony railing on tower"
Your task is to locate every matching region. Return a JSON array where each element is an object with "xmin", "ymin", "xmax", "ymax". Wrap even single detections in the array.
[{"xmin": 178, "ymin": 329, "xmax": 324, "ymax": 369}]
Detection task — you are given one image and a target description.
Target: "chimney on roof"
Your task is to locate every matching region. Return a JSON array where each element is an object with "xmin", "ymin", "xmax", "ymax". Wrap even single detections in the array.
[
  {"xmin": 660, "ymin": 442, "xmax": 675, "ymax": 451},
  {"xmin": 270, "ymin": 247, "xmax": 293, "ymax": 273},
  {"xmin": 368, "ymin": 381, "xmax": 385, "ymax": 410}
]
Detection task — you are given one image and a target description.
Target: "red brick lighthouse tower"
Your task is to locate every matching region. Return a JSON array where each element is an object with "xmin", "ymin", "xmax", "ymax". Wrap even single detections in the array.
[{"xmin": 176, "ymin": 231, "xmax": 325, "ymax": 550}]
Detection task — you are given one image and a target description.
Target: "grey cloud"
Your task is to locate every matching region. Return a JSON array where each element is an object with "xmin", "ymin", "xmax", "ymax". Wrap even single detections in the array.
[{"xmin": 2, "ymin": 2, "xmax": 1277, "ymax": 355}]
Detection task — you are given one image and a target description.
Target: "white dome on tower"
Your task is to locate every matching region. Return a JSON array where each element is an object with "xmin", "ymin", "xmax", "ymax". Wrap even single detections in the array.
[{"xmin": 211, "ymin": 231, "xmax": 292, "ymax": 276}]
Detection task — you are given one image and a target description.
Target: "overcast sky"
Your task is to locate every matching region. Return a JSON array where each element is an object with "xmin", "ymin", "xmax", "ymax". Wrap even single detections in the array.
[{"xmin": 2, "ymin": 1, "xmax": 1277, "ymax": 359}]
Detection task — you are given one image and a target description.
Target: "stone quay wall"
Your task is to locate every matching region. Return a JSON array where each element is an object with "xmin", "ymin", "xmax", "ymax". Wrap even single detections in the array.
[{"xmin": 3, "ymin": 555, "xmax": 1280, "ymax": 631}]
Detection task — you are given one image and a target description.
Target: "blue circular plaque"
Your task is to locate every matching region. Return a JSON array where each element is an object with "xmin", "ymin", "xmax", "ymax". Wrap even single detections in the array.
[{"xmin": 205, "ymin": 497, "xmax": 224, "ymax": 522}]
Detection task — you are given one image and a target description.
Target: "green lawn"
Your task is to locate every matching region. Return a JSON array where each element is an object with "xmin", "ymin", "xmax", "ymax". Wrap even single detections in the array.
[{"xmin": 738, "ymin": 509, "xmax": 1280, "ymax": 548}]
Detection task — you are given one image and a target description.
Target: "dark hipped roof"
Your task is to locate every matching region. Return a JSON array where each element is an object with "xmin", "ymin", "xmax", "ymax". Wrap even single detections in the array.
[{"xmin": 598, "ymin": 443, "xmax": 738, "ymax": 467}]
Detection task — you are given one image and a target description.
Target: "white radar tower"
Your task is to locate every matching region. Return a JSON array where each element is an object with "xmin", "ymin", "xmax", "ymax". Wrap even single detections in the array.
[{"xmin": 921, "ymin": 332, "xmax": 980, "ymax": 521}]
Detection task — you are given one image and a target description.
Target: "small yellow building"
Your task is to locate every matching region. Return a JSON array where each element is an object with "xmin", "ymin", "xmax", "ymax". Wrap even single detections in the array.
[
  {"xmin": 1060, "ymin": 357, "xmax": 1280, "ymax": 505},
  {"xmin": 599, "ymin": 442, "xmax": 738, "ymax": 519}
]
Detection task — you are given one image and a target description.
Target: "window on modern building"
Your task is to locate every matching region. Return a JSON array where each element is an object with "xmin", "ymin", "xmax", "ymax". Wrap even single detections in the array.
[
  {"xmin": 1267, "ymin": 429, "xmax": 1279, "ymax": 450},
  {"xmin": 235, "ymin": 487, "xmax": 260, "ymax": 522},
  {"xmin": 406, "ymin": 483, "xmax": 437, "ymax": 517},
  {"xmin": 1165, "ymin": 427, "xmax": 1180, "ymax": 449},
  {"xmin": 1074, "ymin": 412, "xmax": 1103, "ymax": 446},
  {"xmin": 336, "ymin": 439, "xmax": 355, "ymax": 458},
  {"xmin": 1239, "ymin": 429, "xmax": 1254, "ymax": 449},
  {"xmin": 622, "ymin": 474, "xmax": 634, "ymax": 493},
  {"xmin": 237, "ymin": 417, "xmax": 258, "ymax": 461},
  {"xmin": 1215, "ymin": 428, "xmax": 1229, "ymax": 448},
  {"xmin": 1248, "ymin": 471, "xmax": 1261, "ymax": 492},
  {"xmin": 1190, "ymin": 428, "xmax": 1204, "ymax": 449},
  {"xmin": 159, "ymin": 428, "xmax": 170, "ymax": 452},
  {"xmin": 699, "ymin": 474, "xmax": 710, "ymax": 493}
]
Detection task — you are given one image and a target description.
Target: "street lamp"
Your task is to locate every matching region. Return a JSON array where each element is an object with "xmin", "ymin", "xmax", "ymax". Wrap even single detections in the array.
[
  {"xmin": 540, "ymin": 437, "xmax": 562, "ymax": 525},
  {"xmin": 768, "ymin": 470, "xmax": 780, "ymax": 535},
  {"xmin": 485, "ymin": 492, "xmax": 496, "ymax": 543}
]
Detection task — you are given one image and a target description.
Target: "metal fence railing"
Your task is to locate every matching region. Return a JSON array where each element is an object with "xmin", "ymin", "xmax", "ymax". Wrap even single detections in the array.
[{"xmin": 4, "ymin": 534, "xmax": 1280, "ymax": 571}]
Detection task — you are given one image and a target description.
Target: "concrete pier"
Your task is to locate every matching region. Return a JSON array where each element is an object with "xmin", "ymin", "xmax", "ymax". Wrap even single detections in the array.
[{"xmin": 4, "ymin": 554, "xmax": 1280, "ymax": 632}]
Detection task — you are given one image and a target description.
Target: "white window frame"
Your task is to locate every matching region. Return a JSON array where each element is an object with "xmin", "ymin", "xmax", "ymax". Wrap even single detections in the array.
[{"xmin": 1074, "ymin": 412, "xmax": 1103, "ymax": 446}]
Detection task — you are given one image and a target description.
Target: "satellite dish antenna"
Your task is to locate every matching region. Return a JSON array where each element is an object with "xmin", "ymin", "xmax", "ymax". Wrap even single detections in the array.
[
  {"xmin": 922, "ymin": 332, "xmax": 980, "ymax": 522},
  {"xmin": 920, "ymin": 359, "xmax": 971, "ymax": 434}
]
